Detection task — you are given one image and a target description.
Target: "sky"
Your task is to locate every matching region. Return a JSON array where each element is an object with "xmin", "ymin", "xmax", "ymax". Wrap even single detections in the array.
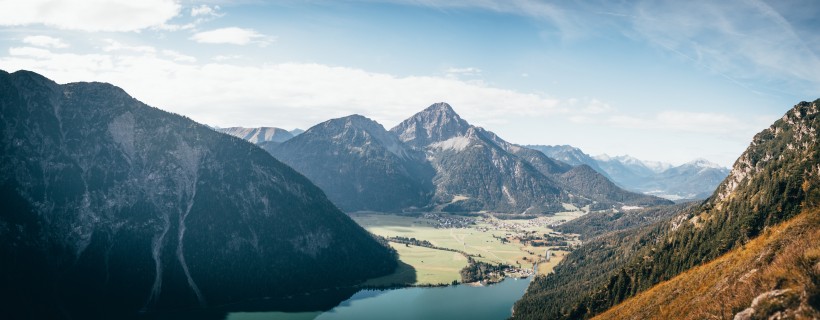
[{"xmin": 0, "ymin": 0, "xmax": 818, "ymax": 167}]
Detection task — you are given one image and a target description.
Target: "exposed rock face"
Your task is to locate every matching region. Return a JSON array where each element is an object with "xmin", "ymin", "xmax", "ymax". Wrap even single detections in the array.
[
  {"xmin": 389, "ymin": 103, "xmax": 668, "ymax": 213},
  {"xmin": 392, "ymin": 102, "xmax": 471, "ymax": 149},
  {"xmin": 0, "ymin": 70, "xmax": 396, "ymax": 318},
  {"xmin": 733, "ymin": 289, "xmax": 811, "ymax": 320},
  {"xmin": 264, "ymin": 115, "xmax": 435, "ymax": 212},
  {"xmin": 707, "ymin": 100, "xmax": 820, "ymax": 225}
]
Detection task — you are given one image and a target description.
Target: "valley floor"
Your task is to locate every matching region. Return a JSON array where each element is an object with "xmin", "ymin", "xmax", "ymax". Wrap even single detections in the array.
[{"xmin": 352, "ymin": 210, "xmax": 583, "ymax": 286}]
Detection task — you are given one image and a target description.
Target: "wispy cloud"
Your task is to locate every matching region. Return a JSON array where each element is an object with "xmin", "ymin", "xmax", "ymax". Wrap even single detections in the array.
[
  {"xmin": 592, "ymin": 110, "xmax": 774, "ymax": 142},
  {"xmin": 377, "ymin": 0, "xmax": 820, "ymax": 95},
  {"xmin": 377, "ymin": 0, "xmax": 583, "ymax": 38},
  {"xmin": 162, "ymin": 50, "xmax": 196, "ymax": 63},
  {"xmin": 0, "ymin": 46, "xmax": 560, "ymax": 129},
  {"xmin": 190, "ymin": 27, "xmax": 274, "ymax": 46},
  {"xmin": 22, "ymin": 35, "xmax": 69, "ymax": 49},
  {"xmin": 0, "ymin": 0, "xmax": 181, "ymax": 32},
  {"xmin": 191, "ymin": 5, "xmax": 223, "ymax": 18},
  {"xmin": 102, "ymin": 39, "xmax": 156, "ymax": 54},
  {"xmin": 626, "ymin": 0, "xmax": 820, "ymax": 95}
]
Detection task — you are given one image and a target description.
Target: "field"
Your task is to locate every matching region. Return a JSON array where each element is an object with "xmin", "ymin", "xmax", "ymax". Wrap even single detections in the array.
[{"xmin": 351, "ymin": 211, "xmax": 582, "ymax": 285}]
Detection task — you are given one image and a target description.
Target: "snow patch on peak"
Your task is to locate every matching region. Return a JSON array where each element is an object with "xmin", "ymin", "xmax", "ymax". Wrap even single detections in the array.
[
  {"xmin": 686, "ymin": 158, "xmax": 725, "ymax": 169},
  {"xmin": 218, "ymin": 126, "xmax": 293, "ymax": 144},
  {"xmin": 430, "ymin": 136, "xmax": 472, "ymax": 152}
]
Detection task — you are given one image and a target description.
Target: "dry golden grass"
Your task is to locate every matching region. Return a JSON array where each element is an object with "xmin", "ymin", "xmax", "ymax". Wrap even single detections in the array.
[{"xmin": 593, "ymin": 209, "xmax": 820, "ymax": 320}]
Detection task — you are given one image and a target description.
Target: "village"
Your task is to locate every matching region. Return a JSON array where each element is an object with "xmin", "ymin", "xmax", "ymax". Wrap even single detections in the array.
[{"xmin": 352, "ymin": 210, "xmax": 583, "ymax": 286}]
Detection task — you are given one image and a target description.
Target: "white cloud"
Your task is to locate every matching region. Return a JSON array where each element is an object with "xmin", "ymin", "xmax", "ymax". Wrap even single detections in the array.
[
  {"xmin": 445, "ymin": 67, "xmax": 482, "ymax": 76},
  {"xmin": 102, "ymin": 39, "xmax": 156, "ymax": 54},
  {"xmin": 162, "ymin": 49, "xmax": 196, "ymax": 63},
  {"xmin": 581, "ymin": 98, "xmax": 612, "ymax": 114},
  {"xmin": 190, "ymin": 27, "xmax": 273, "ymax": 46},
  {"xmin": 0, "ymin": 48, "xmax": 560, "ymax": 129},
  {"xmin": 191, "ymin": 5, "xmax": 222, "ymax": 18},
  {"xmin": 9, "ymin": 46, "xmax": 52, "ymax": 58},
  {"xmin": 22, "ymin": 35, "xmax": 69, "ymax": 48},
  {"xmin": 605, "ymin": 111, "xmax": 766, "ymax": 136},
  {"xmin": 212, "ymin": 54, "xmax": 242, "ymax": 62},
  {"xmin": 0, "ymin": 0, "xmax": 181, "ymax": 32},
  {"xmin": 0, "ymin": 43, "xmax": 766, "ymax": 167}
]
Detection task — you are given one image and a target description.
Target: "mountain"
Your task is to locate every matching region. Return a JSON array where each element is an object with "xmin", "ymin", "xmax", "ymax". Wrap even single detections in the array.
[
  {"xmin": 526, "ymin": 145, "xmax": 610, "ymax": 178},
  {"xmin": 251, "ymin": 102, "xmax": 666, "ymax": 214},
  {"xmin": 263, "ymin": 115, "xmax": 435, "ymax": 212},
  {"xmin": 390, "ymin": 103, "xmax": 669, "ymax": 213},
  {"xmin": 0, "ymin": 70, "xmax": 397, "ymax": 319},
  {"xmin": 512, "ymin": 99, "xmax": 820, "ymax": 319},
  {"xmin": 593, "ymin": 154, "xmax": 658, "ymax": 188},
  {"xmin": 289, "ymin": 128, "xmax": 305, "ymax": 136},
  {"xmin": 650, "ymin": 158, "xmax": 730, "ymax": 199},
  {"xmin": 390, "ymin": 103, "xmax": 566, "ymax": 213},
  {"xmin": 533, "ymin": 145, "xmax": 729, "ymax": 200},
  {"xmin": 216, "ymin": 126, "xmax": 294, "ymax": 144},
  {"xmin": 594, "ymin": 210, "xmax": 819, "ymax": 320},
  {"xmin": 392, "ymin": 102, "xmax": 472, "ymax": 149},
  {"xmin": 555, "ymin": 165, "xmax": 672, "ymax": 209},
  {"xmin": 596, "ymin": 154, "xmax": 730, "ymax": 200}
]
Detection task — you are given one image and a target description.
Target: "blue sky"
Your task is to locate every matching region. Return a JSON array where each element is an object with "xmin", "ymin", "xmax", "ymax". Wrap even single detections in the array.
[{"xmin": 1, "ymin": 0, "xmax": 818, "ymax": 166}]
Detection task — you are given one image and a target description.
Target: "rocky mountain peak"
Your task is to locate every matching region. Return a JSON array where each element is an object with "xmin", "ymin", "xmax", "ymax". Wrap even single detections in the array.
[
  {"xmin": 314, "ymin": 114, "xmax": 410, "ymax": 158},
  {"xmin": 423, "ymin": 101, "xmax": 457, "ymax": 113},
  {"xmin": 390, "ymin": 102, "xmax": 471, "ymax": 148},
  {"xmin": 712, "ymin": 99, "xmax": 819, "ymax": 211}
]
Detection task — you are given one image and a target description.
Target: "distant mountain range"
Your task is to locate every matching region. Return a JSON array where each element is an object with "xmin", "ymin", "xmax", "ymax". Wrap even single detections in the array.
[
  {"xmin": 216, "ymin": 126, "xmax": 294, "ymax": 144},
  {"xmin": 258, "ymin": 102, "xmax": 669, "ymax": 213},
  {"xmin": 528, "ymin": 145, "xmax": 730, "ymax": 200},
  {"xmin": 513, "ymin": 99, "xmax": 820, "ymax": 319},
  {"xmin": 0, "ymin": 70, "xmax": 396, "ymax": 318}
]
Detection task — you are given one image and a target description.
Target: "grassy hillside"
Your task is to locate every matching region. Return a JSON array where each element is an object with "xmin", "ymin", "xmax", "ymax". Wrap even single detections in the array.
[
  {"xmin": 594, "ymin": 209, "xmax": 819, "ymax": 320},
  {"xmin": 512, "ymin": 100, "xmax": 820, "ymax": 320}
]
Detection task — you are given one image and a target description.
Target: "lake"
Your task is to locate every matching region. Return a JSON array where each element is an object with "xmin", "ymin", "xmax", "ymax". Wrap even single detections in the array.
[{"xmin": 225, "ymin": 277, "xmax": 531, "ymax": 320}]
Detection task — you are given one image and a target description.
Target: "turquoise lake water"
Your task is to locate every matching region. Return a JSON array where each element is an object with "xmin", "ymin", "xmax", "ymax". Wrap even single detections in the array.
[{"xmin": 226, "ymin": 277, "xmax": 531, "ymax": 320}]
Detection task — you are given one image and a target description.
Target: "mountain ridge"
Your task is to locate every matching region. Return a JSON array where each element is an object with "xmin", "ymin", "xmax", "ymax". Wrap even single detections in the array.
[
  {"xmin": 532, "ymin": 145, "xmax": 729, "ymax": 200},
  {"xmin": 512, "ymin": 99, "xmax": 820, "ymax": 320},
  {"xmin": 390, "ymin": 102, "xmax": 670, "ymax": 213},
  {"xmin": 216, "ymin": 126, "xmax": 294, "ymax": 144},
  {"xmin": 264, "ymin": 114, "xmax": 435, "ymax": 212},
  {"xmin": 0, "ymin": 70, "xmax": 397, "ymax": 318},
  {"xmin": 255, "ymin": 102, "xmax": 670, "ymax": 214}
]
